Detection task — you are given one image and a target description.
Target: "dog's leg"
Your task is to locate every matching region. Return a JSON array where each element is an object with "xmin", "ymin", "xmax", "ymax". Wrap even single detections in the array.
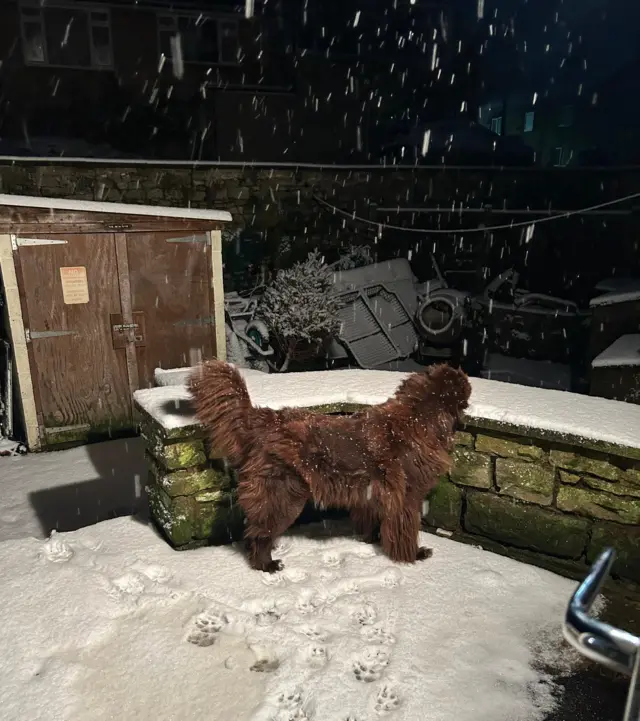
[
  {"xmin": 239, "ymin": 469, "xmax": 308, "ymax": 573},
  {"xmin": 350, "ymin": 506, "xmax": 380, "ymax": 544},
  {"xmin": 379, "ymin": 504, "xmax": 431, "ymax": 564}
]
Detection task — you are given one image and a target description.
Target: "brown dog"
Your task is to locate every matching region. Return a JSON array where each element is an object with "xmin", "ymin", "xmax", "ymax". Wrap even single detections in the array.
[{"xmin": 189, "ymin": 362, "xmax": 471, "ymax": 572}]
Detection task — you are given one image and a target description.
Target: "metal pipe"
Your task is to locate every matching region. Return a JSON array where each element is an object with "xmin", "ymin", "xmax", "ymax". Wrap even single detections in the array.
[{"xmin": 563, "ymin": 548, "xmax": 640, "ymax": 676}]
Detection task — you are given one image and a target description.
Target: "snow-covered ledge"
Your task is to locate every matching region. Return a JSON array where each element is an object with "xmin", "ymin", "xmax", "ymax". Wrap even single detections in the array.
[{"xmin": 134, "ymin": 368, "xmax": 640, "ymax": 586}]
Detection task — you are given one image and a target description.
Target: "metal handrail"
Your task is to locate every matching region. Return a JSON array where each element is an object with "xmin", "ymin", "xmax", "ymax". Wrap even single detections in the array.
[{"xmin": 563, "ymin": 548, "xmax": 640, "ymax": 676}]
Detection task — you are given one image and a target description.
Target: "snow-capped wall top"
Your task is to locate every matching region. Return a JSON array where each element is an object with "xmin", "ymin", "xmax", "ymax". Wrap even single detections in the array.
[
  {"xmin": 134, "ymin": 366, "xmax": 640, "ymax": 453},
  {"xmin": 0, "ymin": 194, "xmax": 232, "ymax": 223}
]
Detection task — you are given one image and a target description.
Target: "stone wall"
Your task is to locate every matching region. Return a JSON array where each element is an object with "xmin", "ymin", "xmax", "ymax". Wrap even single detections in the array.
[
  {"xmin": 135, "ymin": 388, "xmax": 640, "ymax": 587},
  {"xmin": 2, "ymin": 161, "xmax": 640, "ymax": 298},
  {"xmin": 426, "ymin": 425, "xmax": 640, "ymax": 586}
]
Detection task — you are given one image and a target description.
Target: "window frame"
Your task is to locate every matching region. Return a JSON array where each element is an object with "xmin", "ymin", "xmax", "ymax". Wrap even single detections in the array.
[
  {"xmin": 156, "ymin": 12, "xmax": 240, "ymax": 67},
  {"xmin": 553, "ymin": 146, "xmax": 565, "ymax": 166},
  {"xmin": 18, "ymin": 1, "xmax": 114, "ymax": 71},
  {"xmin": 490, "ymin": 115, "xmax": 503, "ymax": 136},
  {"xmin": 523, "ymin": 111, "xmax": 535, "ymax": 133}
]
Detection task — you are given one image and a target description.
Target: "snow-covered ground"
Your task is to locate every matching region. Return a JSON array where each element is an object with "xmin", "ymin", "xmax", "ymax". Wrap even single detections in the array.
[
  {"xmin": 0, "ymin": 440, "xmax": 583, "ymax": 721},
  {"xmin": 0, "ymin": 438, "xmax": 146, "ymax": 542},
  {"xmin": 0, "ymin": 515, "xmax": 580, "ymax": 721}
]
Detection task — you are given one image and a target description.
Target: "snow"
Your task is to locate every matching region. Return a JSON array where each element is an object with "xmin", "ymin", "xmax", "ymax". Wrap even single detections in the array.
[
  {"xmin": 589, "ymin": 289, "xmax": 640, "ymax": 308},
  {"xmin": 592, "ymin": 335, "xmax": 640, "ymax": 368},
  {"xmin": 136, "ymin": 366, "xmax": 640, "ymax": 450},
  {"xmin": 594, "ymin": 277, "xmax": 640, "ymax": 294},
  {"xmin": 0, "ymin": 509, "xmax": 581, "ymax": 721},
  {"xmin": 0, "ymin": 193, "xmax": 232, "ymax": 223},
  {"xmin": 480, "ymin": 353, "xmax": 572, "ymax": 392},
  {"xmin": 0, "ymin": 438, "xmax": 146, "ymax": 542}
]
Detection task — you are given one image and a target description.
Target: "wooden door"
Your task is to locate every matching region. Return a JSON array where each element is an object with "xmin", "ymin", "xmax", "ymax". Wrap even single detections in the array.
[
  {"xmin": 126, "ymin": 231, "xmax": 216, "ymax": 388},
  {"xmin": 15, "ymin": 233, "xmax": 132, "ymax": 438}
]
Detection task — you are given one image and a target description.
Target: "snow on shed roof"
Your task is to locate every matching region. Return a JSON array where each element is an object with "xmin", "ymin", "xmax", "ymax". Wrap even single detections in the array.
[{"xmin": 0, "ymin": 194, "xmax": 232, "ymax": 223}]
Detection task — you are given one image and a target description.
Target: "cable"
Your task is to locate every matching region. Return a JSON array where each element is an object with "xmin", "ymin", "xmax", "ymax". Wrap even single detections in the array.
[{"xmin": 313, "ymin": 190, "xmax": 640, "ymax": 235}]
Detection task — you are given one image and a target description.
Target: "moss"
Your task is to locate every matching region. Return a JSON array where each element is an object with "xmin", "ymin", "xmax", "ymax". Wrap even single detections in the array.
[
  {"xmin": 136, "ymin": 406, "xmax": 203, "ymax": 442},
  {"xmin": 464, "ymin": 491, "xmax": 589, "ymax": 559},
  {"xmin": 495, "ymin": 458, "xmax": 555, "ymax": 506},
  {"xmin": 454, "ymin": 431, "xmax": 474, "ymax": 448},
  {"xmin": 588, "ymin": 523, "xmax": 640, "ymax": 584},
  {"xmin": 461, "ymin": 417, "xmax": 640, "ymax": 463},
  {"xmin": 150, "ymin": 439, "xmax": 207, "ymax": 471},
  {"xmin": 425, "ymin": 480, "xmax": 463, "ymax": 530},
  {"xmin": 147, "ymin": 483, "xmax": 195, "ymax": 547},
  {"xmin": 41, "ymin": 418, "xmax": 134, "ymax": 448},
  {"xmin": 194, "ymin": 496, "xmax": 244, "ymax": 542},
  {"xmin": 550, "ymin": 450, "xmax": 621, "ymax": 482},
  {"xmin": 475, "ymin": 434, "xmax": 544, "ymax": 461},
  {"xmin": 450, "ymin": 449, "xmax": 492, "ymax": 488},
  {"xmin": 557, "ymin": 486, "xmax": 640, "ymax": 525},
  {"xmin": 148, "ymin": 453, "xmax": 232, "ymax": 497}
]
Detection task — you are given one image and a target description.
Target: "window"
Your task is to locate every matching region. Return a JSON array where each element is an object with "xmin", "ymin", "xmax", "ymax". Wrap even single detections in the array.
[
  {"xmin": 490, "ymin": 115, "xmax": 503, "ymax": 135},
  {"xmin": 552, "ymin": 146, "xmax": 565, "ymax": 166},
  {"xmin": 19, "ymin": 3, "xmax": 112, "ymax": 69},
  {"xmin": 558, "ymin": 104, "xmax": 574, "ymax": 128},
  {"xmin": 157, "ymin": 14, "xmax": 239, "ymax": 65},
  {"xmin": 524, "ymin": 111, "xmax": 534, "ymax": 133}
]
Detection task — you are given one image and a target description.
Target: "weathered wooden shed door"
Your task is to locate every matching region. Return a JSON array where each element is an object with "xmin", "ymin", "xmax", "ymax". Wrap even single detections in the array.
[
  {"xmin": 125, "ymin": 231, "xmax": 216, "ymax": 388},
  {"xmin": 13, "ymin": 228, "xmax": 218, "ymax": 445},
  {"xmin": 15, "ymin": 232, "xmax": 132, "ymax": 439}
]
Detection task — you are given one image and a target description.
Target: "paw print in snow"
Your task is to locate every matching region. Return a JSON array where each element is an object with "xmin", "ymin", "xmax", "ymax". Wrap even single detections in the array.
[
  {"xmin": 303, "ymin": 644, "xmax": 328, "ymax": 669},
  {"xmin": 322, "ymin": 550, "xmax": 344, "ymax": 568},
  {"xmin": 352, "ymin": 647, "xmax": 390, "ymax": 683},
  {"xmin": 373, "ymin": 685, "xmax": 401, "ymax": 715},
  {"xmin": 299, "ymin": 624, "xmax": 330, "ymax": 643},
  {"xmin": 361, "ymin": 623, "xmax": 396, "ymax": 646},
  {"xmin": 276, "ymin": 690, "xmax": 303, "ymax": 711},
  {"xmin": 352, "ymin": 604, "xmax": 377, "ymax": 626},
  {"xmin": 186, "ymin": 610, "xmax": 225, "ymax": 647},
  {"xmin": 41, "ymin": 532, "xmax": 74, "ymax": 563},
  {"xmin": 380, "ymin": 569, "xmax": 401, "ymax": 589}
]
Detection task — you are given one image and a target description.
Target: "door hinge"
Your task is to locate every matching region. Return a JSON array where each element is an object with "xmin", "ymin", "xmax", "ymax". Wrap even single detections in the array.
[
  {"xmin": 14, "ymin": 236, "xmax": 69, "ymax": 248},
  {"xmin": 173, "ymin": 316, "xmax": 215, "ymax": 327},
  {"xmin": 165, "ymin": 234, "xmax": 209, "ymax": 244},
  {"xmin": 25, "ymin": 328, "xmax": 77, "ymax": 342}
]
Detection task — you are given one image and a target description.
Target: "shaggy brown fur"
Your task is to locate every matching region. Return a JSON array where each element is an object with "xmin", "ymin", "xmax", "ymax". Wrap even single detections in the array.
[{"xmin": 188, "ymin": 361, "xmax": 471, "ymax": 573}]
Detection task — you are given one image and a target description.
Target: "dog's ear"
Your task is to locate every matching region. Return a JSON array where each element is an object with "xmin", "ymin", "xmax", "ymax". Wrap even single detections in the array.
[{"xmin": 426, "ymin": 364, "xmax": 472, "ymax": 414}]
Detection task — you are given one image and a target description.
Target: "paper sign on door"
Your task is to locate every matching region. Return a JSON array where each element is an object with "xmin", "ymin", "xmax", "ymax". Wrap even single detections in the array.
[{"xmin": 59, "ymin": 266, "xmax": 89, "ymax": 305}]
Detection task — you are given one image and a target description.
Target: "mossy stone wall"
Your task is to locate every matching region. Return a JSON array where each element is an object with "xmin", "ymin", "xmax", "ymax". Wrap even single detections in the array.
[
  {"xmin": 134, "ymin": 396, "xmax": 640, "ymax": 585},
  {"xmin": 426, "ymin": 428, "xmax": 640, "ymax": 585}
]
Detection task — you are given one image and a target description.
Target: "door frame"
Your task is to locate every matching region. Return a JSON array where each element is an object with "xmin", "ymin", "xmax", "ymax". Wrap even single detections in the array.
[{"xmin": 0, "ymin": 233, "xmax": 40, "ymax": 450}]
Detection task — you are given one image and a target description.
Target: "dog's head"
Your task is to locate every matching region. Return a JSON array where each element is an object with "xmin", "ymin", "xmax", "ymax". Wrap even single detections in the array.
[{"xmin": 396, "ymin": 363, "xmax": 472, "ymax": 421}]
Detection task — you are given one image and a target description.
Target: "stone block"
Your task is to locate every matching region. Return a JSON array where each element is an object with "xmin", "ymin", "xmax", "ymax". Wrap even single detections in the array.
[
  {"xmin": 147, "ymin": 483, "xmax": 195, "ymax": 547},
  {"xmin": 148, "ymin": 455, "xmax": 232, "ymax": 497},
  {"xmin": 464, "ymin": 492, "xmax": 589, "ymax": 559},
  {"xmin": 557, "ymin": 486, "xmax": 640, "ymax": 524},
  {"xmin": 475, "ymin": 434, "xmax": 544, "ymax": 461},
  {"xmin": 425, "ymin": 480, "xmax": 463, "ymax": 530},
  {"xmin": 450, "ymin": 449, "xmax": 492, "ymax": 488},
  {"xmin": 495, "ymin": 458, "xmax": 555, "ymax": 505},
  {"xmin": 145, "ymin": 437, "xmax": 207, "ymax": 471},
  {"xmin": 550, "ymin": 450, "xmax": 620, "ymax": 482},
  {"xmin": 587, "ymin": 523, "xmax": 640, "ymax": 584},
  {"xmin": 194, "ymin": 496, "xmax": 244, "ymax": 542},
  {"xmin": 454, "ymin": 431, "xmax": 474, "ymax": 448},
  {"xmin": 580, "ymin": 474, "xmax": 640, "ymax": 499},
  {"xmin": 559, "ymin": 470, "xmax": 581, "ymax": 485}
]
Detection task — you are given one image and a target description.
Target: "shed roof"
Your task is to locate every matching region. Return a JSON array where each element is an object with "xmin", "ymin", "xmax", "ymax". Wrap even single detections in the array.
[{"xmin": 0, "ymin": 194, "xmax": 232, "ymax": 223}]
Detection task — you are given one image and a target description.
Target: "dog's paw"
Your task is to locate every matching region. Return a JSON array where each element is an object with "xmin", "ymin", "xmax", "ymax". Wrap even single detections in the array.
[
  {"xmin": 416, "ymin": 547, "xmax": 433, "ymax": 561},
  {"xmin": 258, "ymin": 559, "xmax": 284, "ymax": 574}
]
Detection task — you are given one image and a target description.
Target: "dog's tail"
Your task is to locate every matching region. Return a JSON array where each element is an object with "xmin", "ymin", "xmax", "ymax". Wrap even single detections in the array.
[{"xmin": 188, "ymin": 360, "xmax": 253, "ymax": 466}]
